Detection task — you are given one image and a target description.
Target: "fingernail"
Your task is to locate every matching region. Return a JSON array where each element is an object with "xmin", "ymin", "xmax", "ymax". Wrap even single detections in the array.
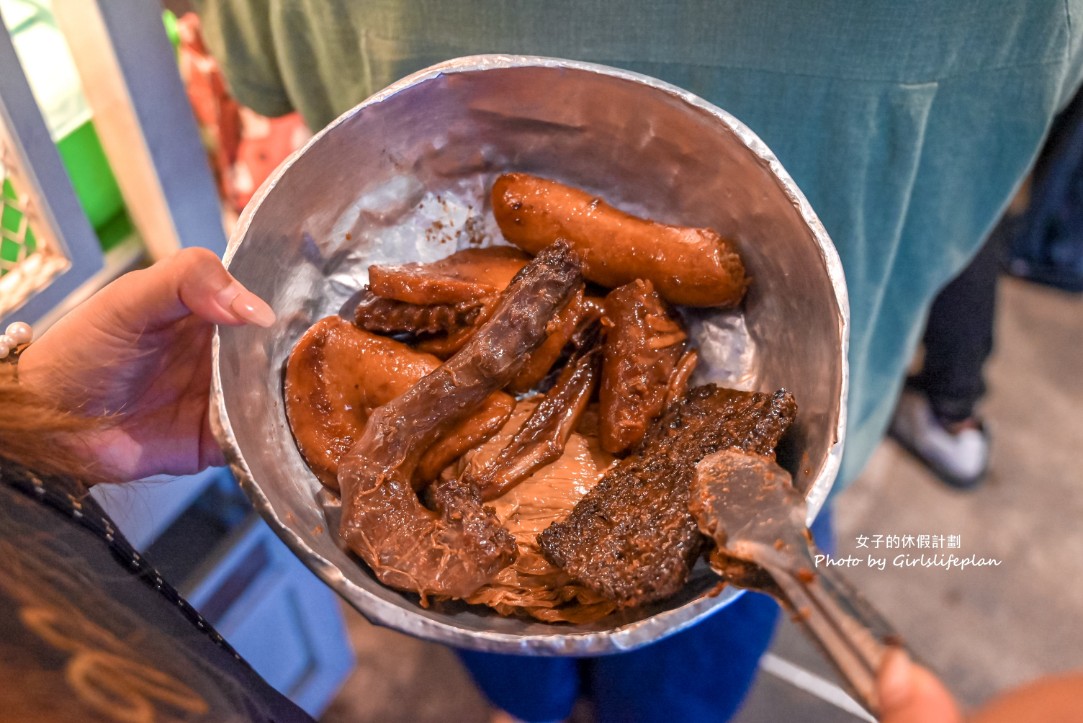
[
  {"xmin": 215, "ymin": 281, "xmax": 276, "ymax": 327},
  {"xmin": 878, "ymin": 647, "xmax": 913, "ymax": 709}
]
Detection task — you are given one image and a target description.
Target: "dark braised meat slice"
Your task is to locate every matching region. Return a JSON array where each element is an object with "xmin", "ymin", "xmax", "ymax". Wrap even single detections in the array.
[
  {"xmin": 538, "ymin": 385, "xmax": 797, "ymax": 608},
  {"xmin": 337, "ymin": 240, "xmax": 582, "ymax": 600},
  {"xmin": 367, "ymin": 246, "xmax": 530, "ymax": 305},
  {"xmin": 598, "ymin": 279, "xmax": 691, "ymax": 455},
  {"xmin": 353, "ymin": 288, "xmax": 486, "ymax": 336}
]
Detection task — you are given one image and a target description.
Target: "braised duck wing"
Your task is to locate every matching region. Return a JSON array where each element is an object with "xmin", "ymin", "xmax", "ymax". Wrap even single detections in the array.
[
  {"xmin": 598, "ymin": 279, "xmax": 691, "ymax": 455},
  {"xmin": 463, "ymin": 322, "xmax": 602, "ymax": 501}
]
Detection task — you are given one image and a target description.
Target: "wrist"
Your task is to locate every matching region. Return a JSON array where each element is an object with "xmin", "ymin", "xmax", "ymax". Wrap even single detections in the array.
[{"xmin": 0, "ymin": 321, "xmax": 35, "ymax": 379}]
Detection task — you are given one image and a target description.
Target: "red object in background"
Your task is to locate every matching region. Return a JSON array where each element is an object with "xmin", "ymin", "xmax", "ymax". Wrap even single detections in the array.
[
  {"xmin": 232, "ymin": 107, "xmax": 312, "ymax": 211},
  {"xmin": 176, "ymin": 14, "xmax": 310, "ymax": 214}
]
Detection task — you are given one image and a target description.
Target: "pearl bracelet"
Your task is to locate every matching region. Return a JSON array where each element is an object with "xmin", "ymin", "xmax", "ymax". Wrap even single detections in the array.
[{"xmin": 0, "ymin": 322, "xmax": 33, "ymax": 359}]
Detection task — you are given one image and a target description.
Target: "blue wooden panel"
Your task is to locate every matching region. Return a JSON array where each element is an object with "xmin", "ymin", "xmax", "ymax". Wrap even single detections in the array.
[
  {"xmin": 87, "ymin": 0, "xmax": 226, "ymax": 255},
  {"xmin": 183, "ymin": 508, "xmax": 355, "ymax": 717},
  {"xmin": 0, "ymin": 14, "xmax": 103, "ymax": 326},
  {"xmin": 269, "ymin": 535, "xmax": 356, "ymax": 715},
  {"xmin": 217, "ymin": 560, "xmax": 317, "ymax": 693}
]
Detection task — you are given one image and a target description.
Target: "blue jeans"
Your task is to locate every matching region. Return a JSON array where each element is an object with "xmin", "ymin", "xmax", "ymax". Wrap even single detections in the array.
[{"xmin": 458, "ymin": 508, "xmax": 835, "ymax": 722}]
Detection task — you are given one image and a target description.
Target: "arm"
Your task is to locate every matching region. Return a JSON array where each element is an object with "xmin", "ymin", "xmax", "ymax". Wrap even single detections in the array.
[{"xmin": 878, "ymin": 647, "xmax": 1083, "ymax": 723}]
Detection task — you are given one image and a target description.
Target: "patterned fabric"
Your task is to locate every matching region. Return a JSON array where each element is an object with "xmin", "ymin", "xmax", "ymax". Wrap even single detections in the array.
[
  {"xmin": 0, "ymin": 459, "xmax": 311, "ymax": 721},
  {"xmin": 177, "ymin": 12, "xmax": 310, "ymax": 214}
]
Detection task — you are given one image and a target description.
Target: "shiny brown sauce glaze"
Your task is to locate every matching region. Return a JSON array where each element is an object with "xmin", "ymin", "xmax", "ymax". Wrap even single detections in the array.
[
  {"xmin": 283, "ymin": 316, "xmax": 514, "ymax": 490},
  {"xmin": 463, "ymin": 323, "xmax": 602, "ymax": 501},
  {"xmin": 539, "ymin": 385, "xmax": 797, "ymax": 608},
  {"xmin": 598, "ymin": 279, "xmax": 689, "ymax": 454},
  {"xmin": 367, "ymin": 246, "xmax": 529, "ymax": 305},
  {"xmin": 336, "ymin": 240, "xmax": 583, "ymax": 600}
]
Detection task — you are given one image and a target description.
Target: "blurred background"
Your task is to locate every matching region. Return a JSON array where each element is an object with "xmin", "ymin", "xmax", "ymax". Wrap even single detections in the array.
[{"xmin": 1, "ymin": 1, "xmax": 1080, "ymax": 720}]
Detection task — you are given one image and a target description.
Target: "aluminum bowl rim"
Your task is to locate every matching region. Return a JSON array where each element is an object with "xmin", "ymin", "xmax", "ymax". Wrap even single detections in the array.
[{"xmin": 210, "ymin": 54, "xmax": 850, "ymax": 655}]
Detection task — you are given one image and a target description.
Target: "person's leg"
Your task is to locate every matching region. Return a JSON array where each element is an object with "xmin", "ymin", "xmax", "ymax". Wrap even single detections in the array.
[
  {"xmin": 456, "ymin": 649, "xmax": 580, "ymax": 723},
  {"xmin": 911, "ymin": 231, "xmax": 1002, "ymax": 424},
  {"xmin": 891, "ymin": 229, "xmax": 1001, "ymax": 487},
  {"xmin": 1007, "ymin": 85, "xmax": 1083, "ymax": 291}
]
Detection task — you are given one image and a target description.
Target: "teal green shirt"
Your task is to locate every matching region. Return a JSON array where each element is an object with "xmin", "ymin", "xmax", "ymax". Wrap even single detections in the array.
[{"xmin": 198, "ymin": 1, "xmax": 1083, "ymax": 490}]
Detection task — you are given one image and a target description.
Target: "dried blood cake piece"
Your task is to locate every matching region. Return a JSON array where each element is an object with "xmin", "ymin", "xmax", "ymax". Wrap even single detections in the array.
[{"xmin": 539, "ymin": 385, "xmax": 798, "ymax": 608}]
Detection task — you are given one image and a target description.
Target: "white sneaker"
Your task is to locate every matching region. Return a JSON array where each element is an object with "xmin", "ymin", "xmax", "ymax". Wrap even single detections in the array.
[{"xmin": 888, "ymin": 390, "xmax": 990, "ymax": 488}]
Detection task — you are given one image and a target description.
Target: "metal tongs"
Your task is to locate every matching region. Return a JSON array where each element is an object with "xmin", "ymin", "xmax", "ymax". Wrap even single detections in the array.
[{"xmin": 690, "ymin": 449, "xmax": 901, "ymax": 719}]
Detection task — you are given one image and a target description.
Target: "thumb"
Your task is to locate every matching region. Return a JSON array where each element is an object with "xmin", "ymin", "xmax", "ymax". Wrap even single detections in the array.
[
  {"xmin": 103, "ymin": 247, "xmax": 275, "ymax": 331},
  {"xmin": 878, "ymin": 648, "xmax": 964, "ymax": 723}
]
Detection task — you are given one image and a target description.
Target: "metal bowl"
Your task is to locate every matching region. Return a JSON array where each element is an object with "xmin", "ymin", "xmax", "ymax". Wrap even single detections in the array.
[{"xmin": 210, "ymin": 55, "xmax": 849, "ymax": 656}]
